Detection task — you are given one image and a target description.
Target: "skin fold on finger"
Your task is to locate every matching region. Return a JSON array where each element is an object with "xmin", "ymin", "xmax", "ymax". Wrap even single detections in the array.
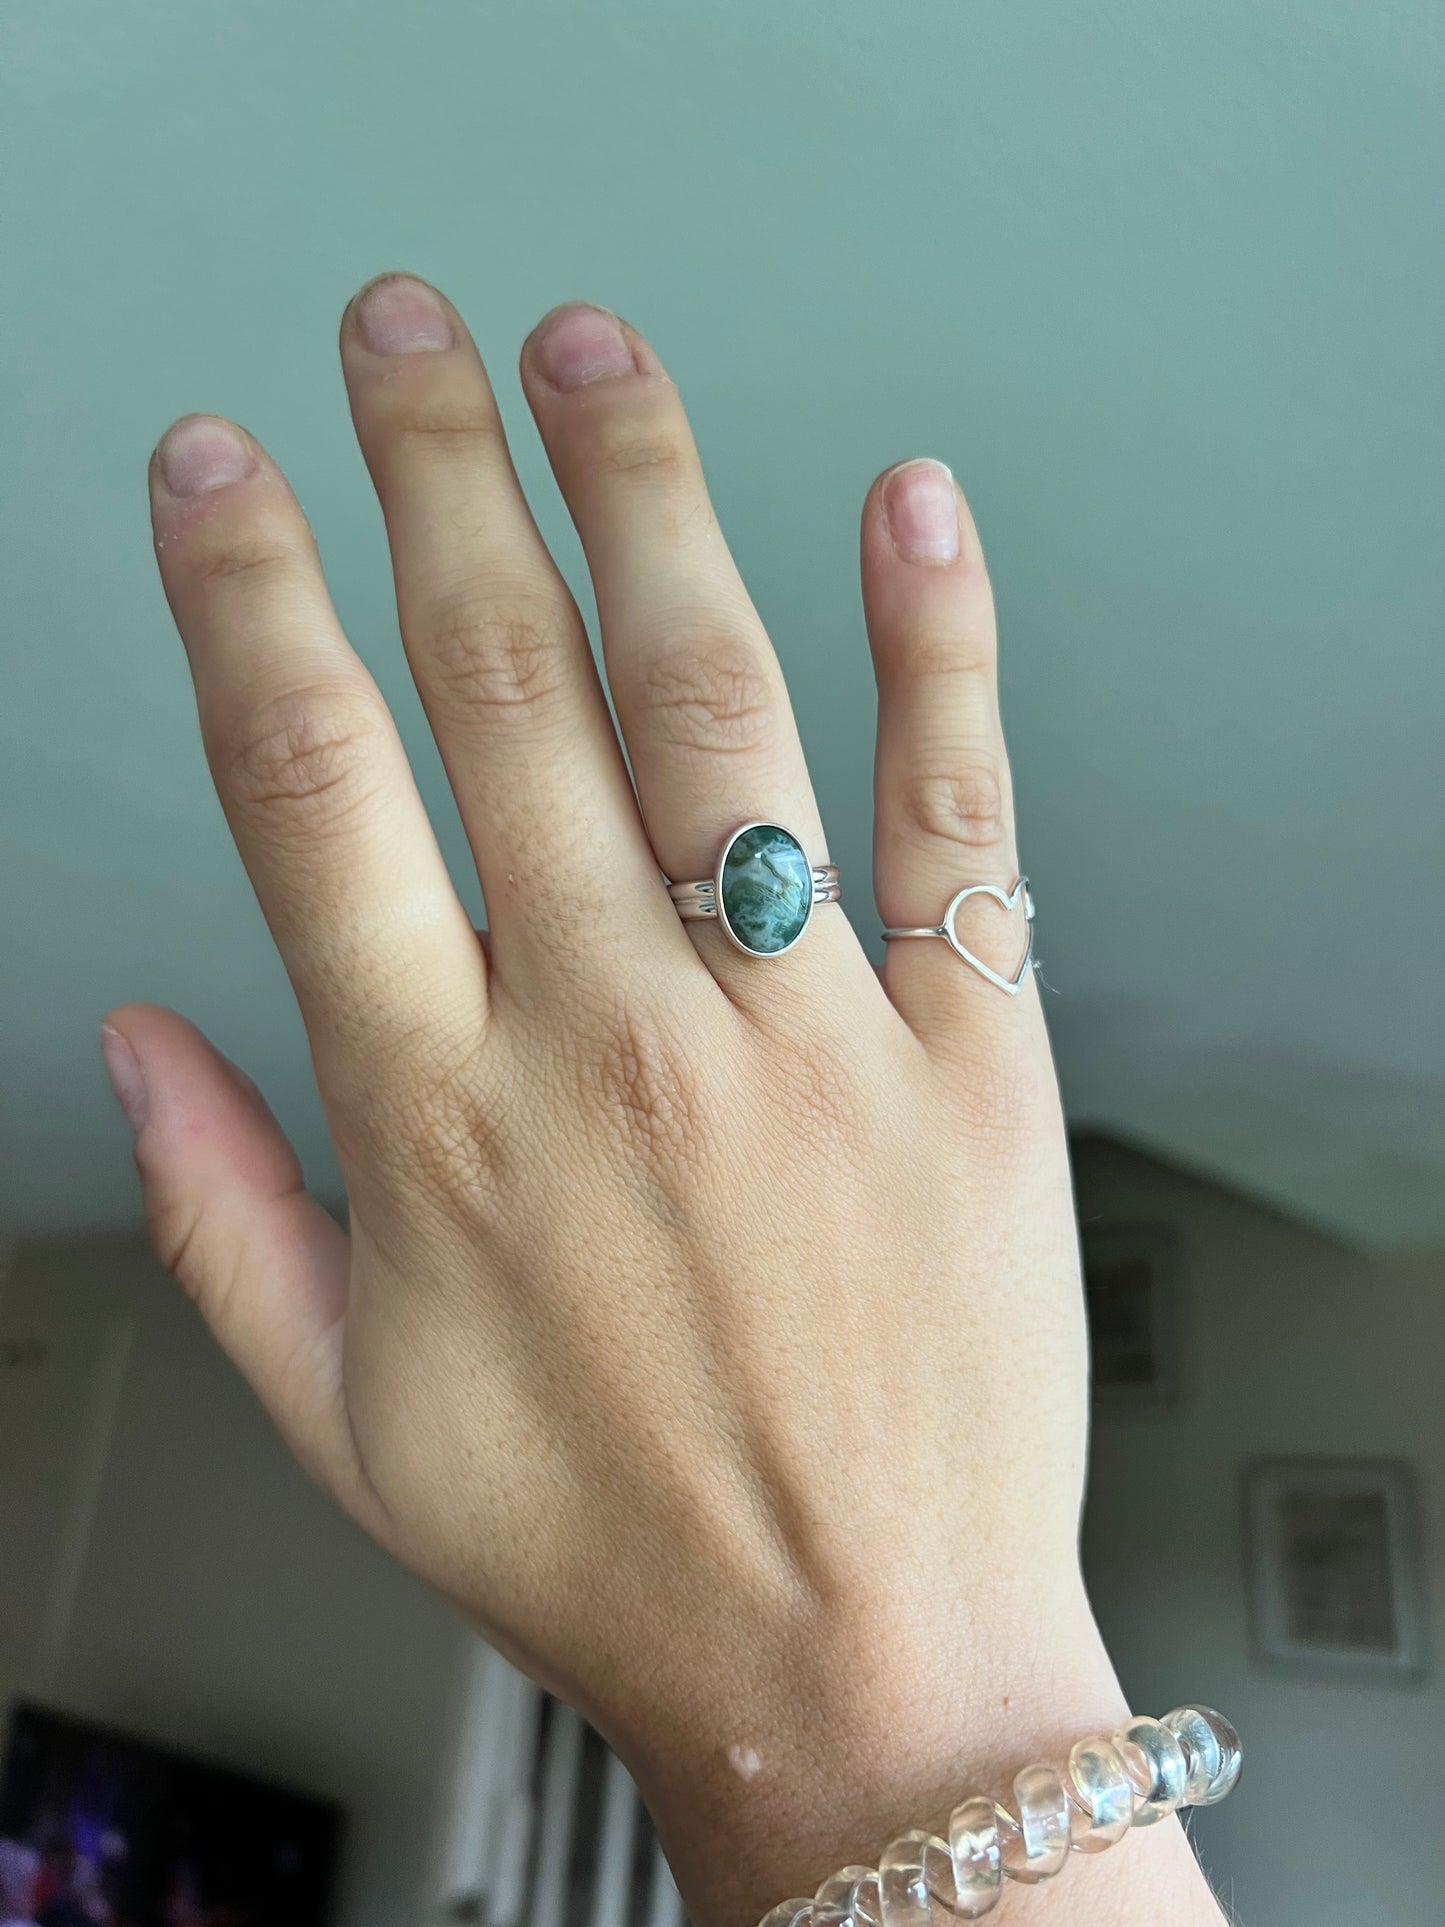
[
  {"xmin": 517, "ymin": 301, "xmax": 879, "ymax": 1014},
  {"xmin": 147, "ymin": 411, "xmax": 488, "ymax": 1117},
  {"xmin": 861, "ymin": 457, "xmax": 1049, "ymax": 1060},
  {"xmin": 337, "ymin": 274, "xmax": 692, "ymax": 993}
]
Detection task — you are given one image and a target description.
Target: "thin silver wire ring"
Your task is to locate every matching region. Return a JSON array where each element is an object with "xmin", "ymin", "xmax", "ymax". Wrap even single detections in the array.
[{"xmin": 881, "ymin": 875, "xmax": 1035, "ymax": 994}]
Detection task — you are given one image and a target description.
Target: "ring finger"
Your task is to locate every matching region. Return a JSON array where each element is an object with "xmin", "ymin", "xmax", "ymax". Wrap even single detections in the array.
[{"xmin": 862, "ymin": 459, "xmax": 1047, "ymax": 1064}]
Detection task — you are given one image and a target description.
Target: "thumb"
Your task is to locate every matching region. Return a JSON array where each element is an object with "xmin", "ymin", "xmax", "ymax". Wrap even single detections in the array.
[{"xmin": 99, "ymin": 1002, "xmax": 380, "ymax": 1529}]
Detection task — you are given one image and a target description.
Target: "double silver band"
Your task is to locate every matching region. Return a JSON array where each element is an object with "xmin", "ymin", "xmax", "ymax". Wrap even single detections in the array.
[
  {"xmin": 882, "ymin": 875, "xmax": 1036, "ymax": 994},
  {"xmin": 669, "ymin": 865, "xmax": 841, "ymax": 920}
]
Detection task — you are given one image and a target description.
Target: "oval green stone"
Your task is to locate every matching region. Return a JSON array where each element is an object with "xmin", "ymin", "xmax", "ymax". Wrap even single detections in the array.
[{"xmin": 719, "ymin": 824, "xmax": 813, "ymax": 954}]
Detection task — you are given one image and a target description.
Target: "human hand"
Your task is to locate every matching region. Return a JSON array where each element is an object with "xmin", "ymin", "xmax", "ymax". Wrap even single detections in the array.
[{"xmin": 103, "ymin": 276, "xmax": 1218, "ymax": 1926}]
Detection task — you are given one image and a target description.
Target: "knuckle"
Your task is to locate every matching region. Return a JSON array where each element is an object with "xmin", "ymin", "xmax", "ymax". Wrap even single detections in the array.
[
  {"xmin": 903, "ymin": 759, "xmax": 1008, "ymax": 848},
  {"xmin": 386, "ymin": 393, "xmax": 505, "ymax": 459},
  {"xmin": 218, "ymin": 681, "xmax": 389, "ymax": 831},
  {"xmin": 593, "ymin": 424, "xmax": 691, "ymax": 486},
  {"xmin": 904, "ymin": 634, "xmax": 996, "ymax": 683},
  {"xmin": 584, "ymin": 1000, "xmax": 707, "ymax": 1190},
  {"xmin": 191, "ymin": 534, "xmax": 312, "ymax": 599},
  {"xmin": 423, "ymin": 587, "xmax": 573, "ymax": 718},
  {"xmin": 388, "ymin": 1050, "xmax": 511, "ymax": 1224},
  {"xmin": 411, "ymin": 1092, "xmax": 501, "ymax": 1216},
  {"xmin": 631, "ymin": 636, "xmax": 775, "ymax": 758}
]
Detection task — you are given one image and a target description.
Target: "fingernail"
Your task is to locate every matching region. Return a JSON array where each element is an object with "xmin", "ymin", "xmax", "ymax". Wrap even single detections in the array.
[
  {"xmin": 354, "ymin": 274, "xmax": 453, "ymax": 354},
  {"xmin": 100, "ymin": 1024, "xmax": 149, "ymax": 1135},
  {"xmin": 156, "ymin": 416, "xmax": 255, "ymax": 498},
  {"xmin": 883, "ymin": 459, "xmax": 959, "ymax": 562},
  {"xmin": 533, "ymin": 304, "xmax": 635, "ymax": 391}
]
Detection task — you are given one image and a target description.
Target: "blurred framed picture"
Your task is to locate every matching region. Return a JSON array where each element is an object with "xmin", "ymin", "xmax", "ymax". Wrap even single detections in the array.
[
  {"xmin": 1081, "ymin": 1224, "xmax": 1179, "ymax": 1408},
  {"xmin": 1242, "ymin": 1457, "xmax": 1427, "ymax": 1682}
]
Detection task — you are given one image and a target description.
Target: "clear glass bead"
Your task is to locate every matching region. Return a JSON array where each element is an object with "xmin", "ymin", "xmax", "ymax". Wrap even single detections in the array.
[
  {"xmin": 880, "ymin": 1829, "xmax": 952, "ymax": 1927},
  {"xmin": 999, "ymin": 1766, "xmax": 1070, "ymax": 1882},
  {"xmin": 1065, "ymin": 1736, "xmax": 1135, "ymax": 1852},
  {"xmin": 1163, "ymin": 1706, "xmax": 1243, "ymax": 1807},
  {"xmin": 853, "ymin": 1870, "xmax": 884, "ymax": 1927},
  {"xmin": 760, "ymin": 1903, "xmax": 814, "ymax": 1927},
  {"xmin": 946, "ymin": 1794, "xmax": 1002, "ymax": 1917},
  {"xmin": 814, "ymin": 1866, "xmax": 881, "ymax": 1927},
  {"xmin": 755, "ymin": 1706, "xmax": 1240, "ymax": 1927},
  {"xmin": 1114, "ymin": 1717, "xmax": 1189, "ymax": 1827}
]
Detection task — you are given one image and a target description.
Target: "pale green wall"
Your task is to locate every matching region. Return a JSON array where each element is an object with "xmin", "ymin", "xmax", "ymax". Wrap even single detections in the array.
[{"xmin": 2, "ymin": 0, "xmax": 1443, "ymax": 1244}]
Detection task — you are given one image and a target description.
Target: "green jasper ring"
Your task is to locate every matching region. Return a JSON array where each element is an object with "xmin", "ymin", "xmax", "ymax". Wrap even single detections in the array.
[{"xmin": 667, "ymin": 821, "xmax": 841, "ymax": 957}]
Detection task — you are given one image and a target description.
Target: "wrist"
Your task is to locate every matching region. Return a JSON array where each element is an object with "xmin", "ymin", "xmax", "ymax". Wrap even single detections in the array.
[{"xmin": 628, "ymin": 1569, "xmax": 1142, "ymax": 1927}]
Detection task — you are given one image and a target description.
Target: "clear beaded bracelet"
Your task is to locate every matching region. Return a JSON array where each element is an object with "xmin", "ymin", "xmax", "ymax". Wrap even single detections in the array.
[{"xmin": 757, "ymin": 1705, "xmax": 1241, "ymax": 1927}]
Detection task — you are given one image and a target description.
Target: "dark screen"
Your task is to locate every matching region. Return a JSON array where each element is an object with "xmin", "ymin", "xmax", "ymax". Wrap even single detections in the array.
[{"xmin": 0, "ymin": 1701, "xmax": 341, "ymax": 1927}]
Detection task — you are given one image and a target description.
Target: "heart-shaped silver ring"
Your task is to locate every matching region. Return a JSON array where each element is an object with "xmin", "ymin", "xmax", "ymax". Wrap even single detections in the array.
[{"xmin": 880, "ymin": 875, "xmax": 1036, "ymax": 994}]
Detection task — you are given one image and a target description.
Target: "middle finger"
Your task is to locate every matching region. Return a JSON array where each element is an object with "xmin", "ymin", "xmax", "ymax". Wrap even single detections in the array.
[{"xmin": 519, "ymin": 302, "xmax": 873, "ymax": 1003}]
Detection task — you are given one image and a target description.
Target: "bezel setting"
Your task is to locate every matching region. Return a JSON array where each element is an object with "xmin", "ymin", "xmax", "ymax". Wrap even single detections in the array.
[{"xmin": 713, "ymin": 820, "xmax": 815, "ymax": 958}]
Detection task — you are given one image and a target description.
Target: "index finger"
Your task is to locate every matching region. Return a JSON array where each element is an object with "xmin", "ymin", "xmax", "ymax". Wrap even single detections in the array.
[{"xmin": 149, "ymin": 412, "xmax": 487, "ymax": 1103}]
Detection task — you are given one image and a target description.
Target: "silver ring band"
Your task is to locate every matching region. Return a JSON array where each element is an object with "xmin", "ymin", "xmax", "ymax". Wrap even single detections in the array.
[
  {"xmin": 882, "ymin": 875, "xmax": 1036, "ymax": 994},
  {"xmin": 670, "ymin": 869, "xmax": 841, "ymax": 918},
  {"xmin": 667, "ymin": 821, "xmax": 840, "ymax": 957}
]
